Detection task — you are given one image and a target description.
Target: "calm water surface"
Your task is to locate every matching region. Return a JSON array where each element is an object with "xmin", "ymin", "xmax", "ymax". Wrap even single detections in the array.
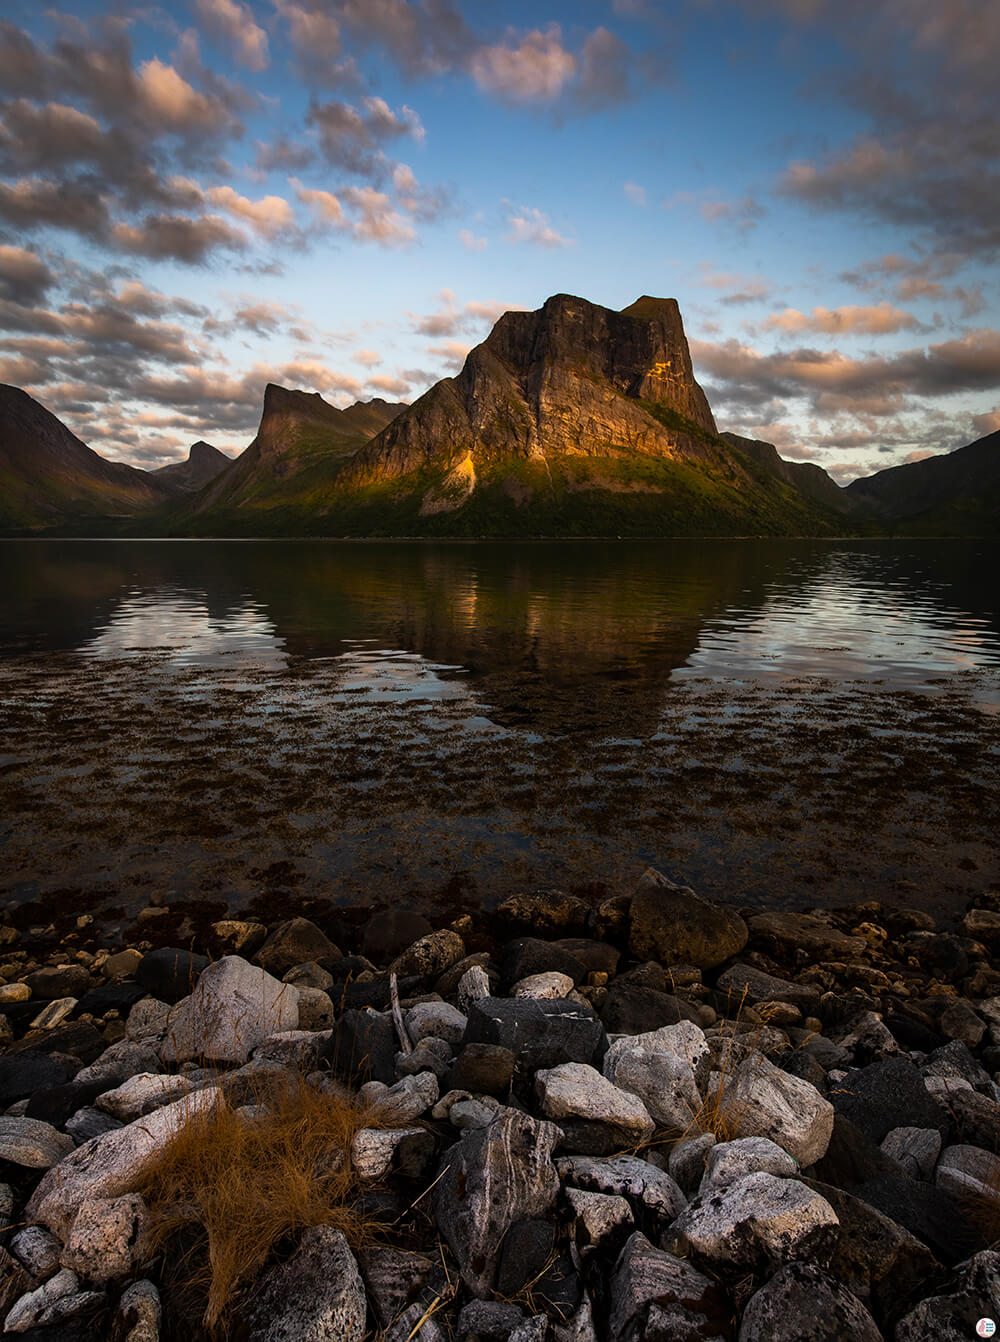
[{"xmin": 1, "ymin": 539, "xmax": 998, "ymax": 922}]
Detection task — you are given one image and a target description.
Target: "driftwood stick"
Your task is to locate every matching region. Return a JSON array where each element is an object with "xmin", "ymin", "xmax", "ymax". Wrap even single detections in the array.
[{"xmin": 390, "ymin": 971, "xmax": 412, "ymax": 1053}]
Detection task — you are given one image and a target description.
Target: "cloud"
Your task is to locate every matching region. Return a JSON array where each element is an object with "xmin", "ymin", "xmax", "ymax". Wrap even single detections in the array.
[
  {"xmin": 0, "ymin": 244, "xmax": 53, "ymax": 304},
  {"xmin": 504, "ymin": 205, "xmax": 572, "ymax": 248},
  {"xmin": 412, "ymin": 290, "xmax": 520, "ymax": 338},
  {"xmin": 352, "ymin": 349, "xmax": 381, "ymax": 366},
  {"xmin": 838, "ymin": 252, "xmax": 986, "ymax": 317},
  {"xmin": 470, "ymin": 25, "xmax": 577, "ymax": 103},
  {"xmin": 205, "ymin": 185, "xmax": 296, "ymax": 237},
  {"xmin": 292, "ymin": 177, "xmax": 416, "ymax": 245},
  {"xmin": 458, "ymin": 228, "xmax": 487, "ymax": 251},
  {"xmin": 272, "ymin": 0, "xmax": 360, "ymax": 88},
  {"xmin": 111, "ymin": 212, "xmax": 249, "ymax": 262},
  {"xmin": 195, "ymin": 0, "xmax": 269, "ymax": 72},
  {"xmin": 972, "ymin": 409, "xmax": 1000, "ymax": 438},
  {"xmin": 306, "ymin": 96, "xmax": 423, "ymax": 175},
  {"xmin": 366, "ymin": 373, "xmax": 410, "ymax": 397},
  {"xmin": 575, "ymin": 27, "xmax": 632, "ymax": 108},
  {"xmin": 696, "ymin": 265, "xmax": 772, "ymax": 306},
  {"xmin": 762, "ymin": 303, "xmax": 922, "ymax": 336},
  {"xmin": 624, "ymin": 181, "xmax": 646, "ymax": 207},
  {"xmin": 427, "ymin": 340, "xmax": 471, "ymax": 369}
]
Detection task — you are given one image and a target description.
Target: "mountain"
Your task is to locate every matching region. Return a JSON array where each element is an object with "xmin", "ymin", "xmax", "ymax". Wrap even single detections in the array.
[
  {"xmin": 721, "ymin": 432, "xmax": 855, "ymax": 514},
  {"xmin": 0, "ymin": 384, "xmax": 173, "ymax": 533},
  {"xmin": 151, "ymin": 440, "xmax": 232, "ymax": 493},
  {"xmin": 844, "ymin": 430, "xmax": 1000, "ymax": 535},
  {"xmin": 180, "ymin": 385, "xmax": 406, "ymax": 525},
  {"xmin": 294, "ymin": 293, "xmax": 849, "ymax": 538}
]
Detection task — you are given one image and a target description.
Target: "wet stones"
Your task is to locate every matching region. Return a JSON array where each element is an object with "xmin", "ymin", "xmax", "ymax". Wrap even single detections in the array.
[{"xmin": 627, "ymin": 869, "xmax": 748, "ymax": 970}]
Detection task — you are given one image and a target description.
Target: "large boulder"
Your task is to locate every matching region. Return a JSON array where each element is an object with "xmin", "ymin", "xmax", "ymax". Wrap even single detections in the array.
[
  {"xmin": 535, "ymin": 1063, "xmax": 655, "ymax": 1145},
  {"xmin": 738, "ymin": 1263, "xmax": 882, "ymax": 1342},
  {"xmin": 719, "ymin": 1053, "xmax": 834, "ymax": 1166},
  {"xmin": 831, "ymin": 1058, "xmax": 949, "ymax": 1143},
  {"xmin": 160, "ymin": 957, "xmax": 299, "ymax": 1065},
  {"xmin": 608, "ymin": 1232, "xmax": 729, "ymax": 1342},
  {"xmin": 60, "ymin": 1194, "xmax": 150, "ymax": 1285},
  {"xmin": 748, "ymin": 912, "xmax": 866, "ymax": 960},
  {"xmin": 432, "ymin": 1108, "xmax": 561, "ymax": 1297},
  {"xmin": 254, "ymin": 919, "xmax": 341, "ymax": 978},
  {"xmin": 602, "ymin": 1023, "xmax": 706, "ymax": 1130},
  {"xmin": 896, "ymin": 1248, "xmax": 1000, "ymax": 1341},
  {"xmin": 627, "ymin": 869, "xmax": 747, "ymax": 970},
  {"xmin": 463, "ymin": 997, "xmax": 606, "ymax": 1073},
  {"xmin": 244, "ymin": 1225, "xmax": 366, "ymax": 1342}
]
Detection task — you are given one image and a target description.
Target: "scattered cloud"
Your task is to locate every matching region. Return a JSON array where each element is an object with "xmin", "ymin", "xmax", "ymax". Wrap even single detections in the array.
[
  {"xmin": 504, "ymin": 205, "xmax": 573, "ymax": 248},
  {"xmin": 762, "ymin": 303, "xmax": 922, "ymax": 336},
  {"xmin": 624, "ymin": 181, "xmax": 646, "ymax": 207},
  {"xmin": 470, "ymin": 25, "xmax": 577, "ymax": 103},
  {"xmin": 427, "ymin": 339, "xmax": 471, "ymax": 369},
  {"xmin": 458, "ymin": 228, "xmax": 487, "ymax": 251},
  {"xmin": 411, "ymin": 290, "xmax": 520, "ymax": 339},
  {"xmin": 194, "ymin": 0, "xmax": 269, "ymax": 72}
]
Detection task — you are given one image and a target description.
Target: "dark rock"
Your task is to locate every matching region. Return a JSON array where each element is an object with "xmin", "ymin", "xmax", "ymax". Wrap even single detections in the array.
[
  {"xmin": 243, "ymin": 1224, "xmax": 366, "ymax": 1341},
  {"xmin": 134, "ymin": 948, "xmax": 209, "ymax": 1004},
  {"xmin": 749, "ymin": 911, "xmax": 866, "ymax": 959},
  {"xmin": 328, "ymin": 974, "xmax": 421, "ymax": 1013},
  {"xmin": 393, "ymin": 1130, "xmax": 437, "ymax": 1180},
  {"xmin": 600, "ymin": 983, "xmax": 701, "ymax": 1035},
  {"xmin": 939, "ymin": 1000, "xmax": 986, "ymax": 1048},
  {"xmin": 389, "ymin": 930, "xmax": 466, "ymax": 980},
  {"xmin": 780, "ymin": 1050, "xmax": 827, "ymax": 1091},
  {"xmin": 358, "ymin": 1246, "xmax": 444, "ymax": 1331},
  {"xmin": 738, "ymin": 1263, "xmax": 882, "ymax": 1342},
  {"xmin": 447, "ymin": 1044, "xmax": 515, "ymax": 1097},
  {"xmin": 0, "ymin": 1244, "xmax": 32, "ymax": 1319},
  {"xmin": 831, "ymin": 1058, "xmax": 950, "ymax": 1143},
  {"xmin": 716, "ymin": 963, "xmax": 820, "ymax": 1010},
  {"xmin": 608, "ymin": 1231, "xmax": 729, "ymax": 1342},
  {"xmin": 0, "ymin": 1053, "xmax": 70, "ymax": 1106},
  {"xmin": 532, "ymin": 1252, "xmax": 582, "ymax": 1315},
  {"xmin": 501, "ymin": 938, "xmax": 587, "ymax": 987},
  {"xmin": 884, "ymin": 1011, "xmax": 946, "ymax": 1053},
  {"xmin": 434, "ymin": 953, "xmax": 495, "ymax": 1000},
  {"xmin": 896, "ymin": 1248, "xmax": 1000, "ymax": 1341},
  {"xmin": 72, "ymin": 983, "xmax": 147, "ymax": 1018},
  {"xmin": 920, "ymin": 935, "xmax": 969, "ymax": 981},
  {"xmin": 24, "ymin": 965, "xmax": 92, "ymax": 1001},
  {"xmin": 947, "ymin": 1087, "xmax": 1000, "ymax": 1151},
  {"xmin": 628, "ymin": 869, "xmax": 748, "ymax": 969},
  {"xmin": 616, "ymin": 962, "xmax": 669, "ymax": 992},
  {"xmin": 851, "ymin": 1176, "xmax": 974, "ymax": 1265},
  {"xmin": 495, "ymin": 1218, "xmax": 555, "ymax": 1296},
  {"xmin": 456, "ymin": 1299, "xmax": 525, "ymax": 1342},
  {"xmin": 497, "ymin": 890, "xmax": 592, "ymax": 936},
  {"xmin": 321, "ymin": 1009, "xmax": 397, "ymax": 1085},
  {"xmin": 361, "ymin": 911, "xmax": 433, "ymax": 964},
  {"xmin": 254, "ymin": 918, "xmax": 341, "ymax": 978},
  {"xmin": 552, "ymin": 937, "xmax": 621, "ymax": 977},
  {"xmin": 25, "ymin": 1080, "xmax": 106, "ymax": 1128},
  {"xmin": 463, "ymin": 997, "xmax": 606, "ymax": 1073},
  {"xmin": 6, "ymin": 1021, "xmax": 104, "ymax": 1064},
  {"xmin": 922, "ymin": 1039, "xmax": 993, "ymax": 1093},
  {"xmin": 809, "ymin": 1114, "xmax": 905, "ymax": 1189},
  {"xmin": 432, "ymin": 1108, "xmax": 561, "ymax": 1297}
]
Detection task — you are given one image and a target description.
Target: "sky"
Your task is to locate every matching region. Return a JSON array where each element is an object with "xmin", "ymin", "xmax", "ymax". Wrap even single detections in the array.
[{"xmin": 0, "ymin": 0, "xmax": 998, "ymax": 483}]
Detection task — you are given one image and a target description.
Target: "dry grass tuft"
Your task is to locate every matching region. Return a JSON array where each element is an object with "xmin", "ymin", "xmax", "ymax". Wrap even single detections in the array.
[{"xmin": 136, "ymin": 1074, "xmax": 385, "ymax": 1335}]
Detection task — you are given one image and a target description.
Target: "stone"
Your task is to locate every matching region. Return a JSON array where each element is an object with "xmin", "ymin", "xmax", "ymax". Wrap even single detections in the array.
[
  {"xmin": 134, "ymin": 948, "xmax": 209, "ymax": 1004},
  {"xmin": 0, "ymin": 1053, "xmax": 70, "ymax": 1105},
  {"xmin": 73, "ymin": 1039, "xmax": 162, "ymax": 1090},
  {"xmin": 554, "ymin": 938, "xmax": 621, "ymax": 977},
  {"xmin": 60, "ymin": 1194, "xmax": 149, "ymax": 1284},
  {"xmin": 608, "ymin": 1232, "xmax": 729, "ymax": 1342},
  {"xmin": 0, "ymin": 1116, "xmax": 74, "ymax": 1168},
  {"xmin": 602, "ymin": 1024, "xmax": 704, "ymax": 1130},
  {"xmin": 463, "ymin": 997, "xmax": 606, "ymax": 1072},
  {"xmin": 283, "ymin": 962, "xmax": 334, "ymax": 991},
  {"xmin": 512, "ymin": 971, "xmax": 575, "ymax": 999},
  {"xmin": 447, "ymin": 1043, "xmax": 515, "ymax": 1096},
  {"xmin": 716, "ymin": 964, "xmax": 820, "ymax": 1010},
  {"xmin": 673, "ymin": 1171, "xmax": 839, "ymax": 1273},
  {"xmin": 881, "ymin": 1127, "xmax": 942, "ymax": 1180},
  {"xmin": 361, "ymin": 910, "xmax": 434, "ymax": 963},
  {"xmin": 565, "ymin": 1188, "xmax": 633, "ymax": 1256},
  {"xmin": 936, "ymin": 1144, "xmax": 1000, "ymax": 1204},
  {"xmin": 208, "ymin": 920, "xmax": 269, "ymax": 957},
  {"xmin": 295, "ymin": 986, "xmax": 335, "ymax": 1030},
  {"xmin": 496, "ymin": 1220, "xmax": 555, "ymax": 1296},
  {"xmin": 396, "ymin": 1038, "xmax": 452, "ymax": 1079},
  {"xmin": 65, "ymin": 1107, "xmax": 124, "ymax": 1143},
  {"xmin": 76, "ymin": 982, "xmax": 148, "ymax": 1019},
  {"xmin": 389, "ymin": 930, "xmax": 465, "ymax": 980},
  {"xmin": 25, "ymin": 965, "xmax": 91, "ymax": 1001},
  {"xmin": 254, "ymin": 919, "xmax": 341, "ymax": 978},
  {"xmin": 26, "ymin": 1087, "xmax": 221, "ymax": 1239},
  {"xmin": 406, "ymin": 1001, "xmax": 467, "ymax": 1046},
  {"xmin": 895, "ymin": 1248, "xmax": 1000, "ymax": 1341},
  {"xmin": 810, "ymin": 1113, "xmax": 904, "ymax": 1191},
  {"xmin": 10, "ymin": 1225, "xmax": 63, "ymax": 1278},
  {"xmin": 457, "ymin": 1299, "xmax": 526, "ymax": 1341},
  {"xmin": 939, "ymin": 1000, "xmax": 985, "ymax": 1048},
  {"xmin": 960, "ymin": 909, "xmax": 1000, "ymax": 945},
  {"xmin": 2, "ymin": 1268, "xmax": 103, "ymax": 1334},
  {"xmin": 849, "ymin": 1176, "xmax": 970, "ymax": 1265},
  {"xmin": 600, "ymin": 983, "xmax": 701, "ymax": 1035},
  {"xmin": 384, "ymin": 1302, "xmax": 446, "ymax": 1342},
  {"xmin": 0, "ymin": 1247, "xmax": 32, "ymax": 1320},
  {"xmin": 558, "ymin": 1153, "xmax": 687, "ymax": 1222},
  {"xmin": 95, "ymin": 1072, "xmax": 195, "ymax": 1121},
  {"xmin": 949, "ymin": 1086, "xmax": 1000, "ymax": 1150},
  {"xmin": 358, "ymin": 1246, "xmax": 444, "ymax": 1331},
  {"xmin": 450, "ymin": 1099, "xmax": 499, "ymax": 1130},
  {"xmin": 352, "ymin": 1127, "xmax": 429, "ymax": 1180},
  {"xmin": 497, "ymin": 890, "xmax": 592, "ymax": 934},
  {"xmin": 831, "ymin": 1058, "xmax": 949, "ymax": 1142},
  {"xmin": 115, "ymin": 1279, "xmax": 161, "ymax": 1342},
  {"xmin": 457, "ymin": 966, "xmax": 493, "ymax": 1014},
  {"xmin": 125, "ymin": 998, "xmax": 171, "ymax": 1046},
  {"xmin": 244, "ymin": 1225, "xmax": 366, "ymax": 1342},
  {"xmin": 432, "ymin": 1108, "xmax": 561, "ymax": 1297},
  {"xmin": 668, "ymin": 1133, "xmax": 716, "ymax": 1197},
  {"xmin": 101, "ymin": 950, "xmax": 142, "ymax": 981},
  {"xmin": 699, "ymin": 1137, "xmax": 799, "ymax": 1193},
  {"xmin": 628, "ymin": 868, "xmax": 747, "ymax": 970},
  {"xmin": 502, "ymin": 938, "xmax": 587, "ymax": 987},
  {"xmin": 367, "ymin": 1071, "xmax": 439, "ymax": 1124},
  {"xmin": 251, "ymin": 1030, "xmax": 327, "ymax": 1070},
  {"xmin": 535, "ymin": 1062, "xmax": 654, "ymax": 1144},
  {"xmin": 30, "ymin": 998, "xmax": 78, "ymax": 1031},
  {"xmin": 835, "ymin": 1012, "xmax": 902, "ymax": 1066},
  {"xmin": 160, "ymin": 956, "xmax": 299, "ymax": 1065},
  {"xmin": 0, "ymin": 984, "xmax": 29, "ymax": 1004},
  {"xmin": 749, "ymin": 912, "xmax": 866, "ymax": 959},
  {"xmin": 923, "ymin": 1038, "xmax": 994, "ymax": 1092},
  {"xmin": 738, "ymin": 1263, "xmax": 883, "ymax": 1342},
  {"xmin": 323, "ymin": 1008, "xmax": 397, "ymax": 1085},
  {"xmin": 718, "ymin": 1053, "xmax": 834, "ymax": 1166}
]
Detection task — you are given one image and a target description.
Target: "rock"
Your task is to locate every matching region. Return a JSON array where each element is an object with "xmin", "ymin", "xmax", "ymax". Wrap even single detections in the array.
[
  {"xmin": 668, "ymin": 1133, "xmax": 716, "ymax": 1197},
  {"xmin": 134, "ymin": 948, "xmax": 209, "ymax": 1004},
  {"xmin": 396, "ymin": 1037, "xmax": 452, "ymax": 1080},
  {"xmin": 361, "ymin": 910, "xmax": 433, "ymax": 963},
  {"xmin": 295, "ymin": 986, "xmax": 335, "ymax": 1030},
  {"xmin": 0, "ymin": 984, "xmax": 30, "ymax": 1004},
  {"xmin": 160, "ymin": 957, "xmax": 299, "ymax": 1065},
  {"xmin": 0, "ymin": 1247, "xmax": 32, "ymax": 1320},
  {"xmin": 457, "ymin": 966, "xmax": 493, "ymax": 1014},
  {"xmin": 76, "ymin": 982, "xmax": 148, "ymax": 1020},
  {"xmin": 352, "ymin": 1127, "xmax": 430, "ymax": 1180},
  {"xmin": 406, "ymin": 1001, "xmax": 467, "ymax": 1046},
  {"xmin": 450, "ymin": 1099, "xmax": 500, "ymax": 1130},
  {"xmin": 939, "ymin": 1000, "xmax": 985, "ymax": 1048},
  {"xmin": 895, "ymin": 1248, "xmax": 1000, "ymax": 1341},
  {"xmin": 565, "ymin": 1188, "xmax": 633, "ymax": 1256},
  {"xmin": 384, "ymin": 1301, "xmax": 447, "ymax": 1341},
  {"xmin": 30, "ymin": 998, "xmax": 78, "ymax": 1031},
  {"xmin": 101, "ymin": 950, "xmax": 142, "ymax": 981},
  {"xmin": 0, "ymin": 1116, "xmax": 75, "ymax": 1168},
  {"xmin": 948, "ymin": 1087, "xmax": 1000, "ymax": 1150},
  {"xmin": 389, "ymin": 930, "xmax": 465, "ymax": 980},
  {"xmin": 699, "ymin": 1137, "xmax": 799, "ymax": 1192},
  {"xmin": 65, "ymin": 1107, "xmax": 124, "ymax": 1144},
  {"xmin": 554, "ymin": 938, "xmax": 621, "ymax": 977},
  {"xmin": 535, "ymin": 1062, "xmax": 654, "ymax": 1144},
  {"xmin": 463, "ymin": 997, "xmax": 606, "ymax": 1073},
  {"xmin": 716, "ymin": 964, "xmax": 820, "ymax": 1010},
  {"xmin": 457, "ymin": 1299, "xmax": 526, "ymax": 1341},
  {"xmin": 367, "ymin": 1072, "xmax": 439, "ymax": 1124},
  {"xmin": 498, "ymin": 890, "xmax": 592, "ymax": 934},
  {"xmin": 849, "ymin": 1176, "xmax": 972, "ymax": 1265},
  {"xmin": 2, "ymin": 1268, "xmax": 103, "ymax": 1334},
  {"xmin": 835, "ymin": 1012, "xmax": 902, "ymax": 1065},
  {"xmin": 923, "ymin": 1038, "xmax": 994, "ymax": 1093},
  {"xmin": 26, "ymin": 1087, "xmax": 221, "ymax": 1239},
  {"xmin": 628, "ymin": 869, "xmax": 747, "ymax": 970},
  {"xmin": 810, "ymin": 1113, "xmax": 905, "ymax": 1190},
  {"xmin": 283, "ymin": 962, "xmax": 334, "ymax": 991},
  {"xmin": 673, "ymin": 1171, "xmax": 839, "ymax": 1273},
  {"xmin": 559, "ymin": 1153, "xmax": 687, "ymax": 1223},
  {"xmin": 738, "ymin": 1263, "xmax": 883, "ymax": 1342},
  {"xmin": 512, "ymin": 972, "xmax": 575, "ymax": 999},
  {"xmin": 323, "ymin": 1008, "xmax": 397, "ymax": 1085},
  {"xmin": 936, "ymin": 1144, "xmax": 1000, "ymax": 1204},
  {"xmin": 831, "ymin": 1058, "xmax": 949, "ymax": 1143},
  {"xmin": 961, "ymin": 909, "xmax": 1000, "ymax": 945},
  {"xmin": 208, "ymin": 920, "xmax": 269, "ymax": 958},
  {"xmin": 125, "ymin": 998, "xmax": 171, "ymax": 1046},
  {"xmin": 60, "ymin": 1194, "xmax": 149, "ymax": 1284},
  {"xmin": 502, "ymin": 938, "xmax": 587, "ymax": 987},
  {"xmin": 718, "ymin": 1053, "xmax": 834, "ymax": 1166},
  {"xmin": 95, "ymin": 1073, "xmax": 195, "ymax": 1121},
  {"xmin": 601, "ymin": 983, "xmax": 701, "ymax": 1035},
  {"xmin": 608, "ymin": 1232, "xmax": 729, "ymax": 1342},
  {"xmin": 358, "ymin": 1246, "xmax": 444, "ymax": 1332},
  {"xmin": 115, "ymin": 1279, "xmax": 161, "ymax": 1342},
  {"xmin": 24, "ymin": 965, "xmax": 91, "ymax": 1001},
  {"xmin": 0, "ymin": 1053, "xmax": 70, "ymax": 1105},
  {"xmin": 749, "ymin": 912, "xmax": 866, "ymax": 959},
  {"xmin": 244, "ymin": 1225, "xmax": 366, "ymax": 1342},
  {"xmin": 496, "ymin": 1219, "xmax": 556, "ymax": 1296},
  {"xmin": 447, "ymin": 1043, "xmax": 515, "ymax": 1096},
  {"xmin": 10, "ymin": 1225, "xmax": 63, "ymax": 1278},
  {"xmin": 602, "ymin": 1024, "xmax": 704, "ymax": 1130},
  {"xmin": 254, "ymin": 919, "xmax": 340, "ymax": 978},
  {"xmin": 433, "ymin": 1108, "xmax": 561, "ymax": 1297},
  {"xmin": 251, "ymin": 1030, "xmax": 327, "ymax": 1070},
  {"xmin": 73, "ymin": 1039, "xmax": 162, "ymax": 1090},
  {"xmin": 881, "ymin": 1127, "xmax": 942, "ymax": 1180}
]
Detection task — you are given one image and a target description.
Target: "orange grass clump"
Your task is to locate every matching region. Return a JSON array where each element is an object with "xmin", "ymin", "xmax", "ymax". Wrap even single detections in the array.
[{"xmin": 135, "ymin": 1074, "xmax": 386, "ymax": 1334}]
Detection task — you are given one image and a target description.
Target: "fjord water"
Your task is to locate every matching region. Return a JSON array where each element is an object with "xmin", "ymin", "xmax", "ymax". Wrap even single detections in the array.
[{"xmin": 1, "ymin": 539, "xmax": 998, "ymax": 920}]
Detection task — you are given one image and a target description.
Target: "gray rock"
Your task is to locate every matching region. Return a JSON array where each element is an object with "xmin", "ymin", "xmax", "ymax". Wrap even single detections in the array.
[
  {"xmin": 463, "ymin": 996, "xmax": 606, "ymax": 1073},
  {"xmin": 295, "ymin": 986, "xmax": 334, "ymax": 1030},
  {"xmin": 367, "ymin": 1071, "xmax": 439, "ymax": 1124},
  {"xmin": 358, "ymin": 1246, "xmax": 444, "ymax": 1331},
  {"xmin": 406, "ymin": 1001, "xmax": 467, "ymax": 1046},
  {"xmin": 61, "ymin": 1193, "xmax": 149, "ymax": 1284},
  {"xmin": 936, "ymin": 1144, "xmax": 1000, "ymax": 1204},
  {"xmin": 831, "ymin": 1058, "xmax": 949, "ymax": 1142},
  {"xmin": 628, "ymin": 868, "xmax": 748, "ymax": 970},
  {"xmin": 0, "ymin": 1115, "xmax": 74, "ymax": 1168},
  {"xmin": 565, "ymin": 1187, "xmax": 633, "ymax": 1256},
  {"xmin": 836, "ymin": 1012, "xmax": 902, "ymax": 1065},
  {"xmin": 939, "ymin": 1000, "xmax": 985, "ymax": 1048},
  {"xmin": 749, "ymin": 912, "xmax": 866, "ymax": 959},
  {"xmin": 608, "ymin": 1231, "xmax": 728, "ymax": 1342},
  {"xmin": 10, "ymin": 1224, "xmax": 62, "ymax": 1278},
  {"xmin": 558, "ymin": 1154, "xmax": 687, "ymax": 1222},
  {"xmin": 30, "ymin": 997, "xmax": 78, "ymax": 1030},
  {"xmin": 880, "ymin": 1127, "xmax": 941, "ymax": 1180},
  {"xmin": 699, "ymin": 1137, "xmax": 799, "ymax": 1193},
  {"xmin": 535, "ymin": 1062, "xmax": 654, "ymax": 1144},
  {"xmin": 65, "ymin": 1106, "xmax": 124, "ymax": 1143},
  {"xmin": 0, "ymin": 1247, "xmax": 32, "ymax": 1322},
  {"xmin": 451, "ymin": 1098, "xmax": 500, "ymax": 1129},
  {"xmin": 125, "ymin": 998, "xmax": 171, "ymax": 1047},
  {"xmin": 668, "ymin": 1132, "xmax": 716, "ymax": 1196},
  {"xmin": 396, "ymin": 1037, "xmax": 452, "ymax": 1079},
  {"xmin": 115, "ymin": 1279, "xmax": 161, "ymax": 1342},
  {"xmin": 433, "ymin": 1108, "xmax": 561, "ymax": 1297},
  {"xmin": 161, "ymin": 956, "xmax": 300, "ymax": 1065},
  {"xmin": 895, "ymin": 1248, "xmax": 1000, "ymax": 1341},
  {"xmin": 553, "ymin": 1297, "xmax": 598, "ymax": 1342},
  {"xmin": 25, "ymin": 965, "xmax": 91, "ymax": 1001},
  {"xmin": 510, "ymin": 1316, "xmax": 549, "ymax": 1342},
  {"xmin": 95, "ymin": 1072, "xmax": 195, "ymax": 1121},
  {"xmin": 602, "ymin": 1025, "xmax": 704, "ymax": 1130},
  {"xmin": 73, "ymin": 1039, "xmax": 162, "ymax": 1089},
  {"xmin": 673, "ymin": 1171, "xmax": 839, "ymax": 1273},
  {"xmin": 245, "ymin": 1225, "xmax": 366, "ymax": 1342},
  {"xmin": 26, "ymin": 1087, "xmax": 222, "ymax": 1238},
  {"xmin": 250, "ymin": 1030, "xmax": 327, "ymax": 1070},
  {"xmin": 352, "ymin": 1127, "xmax": 427, "ymax": 1180},
  {"xmin": 447, "ymin": 1043, "xmax": 515, "ymax": 1097},
  {"xmin": 457, "ymin": 965, "xmax": 492, "ymax": 1014},
  {"xmin": 738, "ymin": 1263, "xmax": 883, "ymax": 1341},
  {"xmin": 282, "ymin": 961, "xmax": 334, "ymax": 991},
  {"xmin": 512, "ymin": 972, "xmax": 575, "ymax": 999},
  {"xmin": 457, "ymin": 1299, "xmax": 526, "ymax": 1341},
  {"xmin": 254, "ymin": 919, "xmax": 340, "ymax": 979},
  {"xmin": 384, "ymin": 1300, "xmax": 446, "ymax": 1342},
  {"xmin": 716, "ymin": 964, "xmax": 820, "ymax": 1010},
  {"xmin": 718, "ymin": 1052, "xmax": 834, "ymax": 1165},
  {"xmin": 3, "ymin": 1268, "xmax": 104, "ymax": 1333}
]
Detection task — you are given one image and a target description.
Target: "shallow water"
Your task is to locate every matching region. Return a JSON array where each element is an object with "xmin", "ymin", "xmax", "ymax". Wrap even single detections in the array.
[{"xmin": 1, "ymin": 538, "xmax": 998, "ymax": 923}]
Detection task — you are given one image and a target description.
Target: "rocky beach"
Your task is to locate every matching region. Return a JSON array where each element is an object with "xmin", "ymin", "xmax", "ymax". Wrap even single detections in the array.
[{"xmin": 2, "ymin": 871, "xmax": 1000, "ymax": 1338}]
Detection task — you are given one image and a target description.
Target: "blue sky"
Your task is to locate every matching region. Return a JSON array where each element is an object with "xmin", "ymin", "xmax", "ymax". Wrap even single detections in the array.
[{"xmin": 0, "ymin": 0, "xmax": 997, "ymax": 481}]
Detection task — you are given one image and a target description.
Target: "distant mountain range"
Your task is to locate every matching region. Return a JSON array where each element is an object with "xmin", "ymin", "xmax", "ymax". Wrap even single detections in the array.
[{"xmin": 1, "ymin": 293, "xmax": 997, "ymax": 537}]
